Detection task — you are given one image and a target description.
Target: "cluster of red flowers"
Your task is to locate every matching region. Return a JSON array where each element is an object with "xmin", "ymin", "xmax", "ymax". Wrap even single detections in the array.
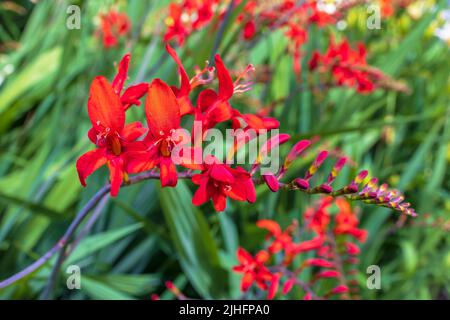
[
  {"xmin": 162, "ymin": 0, "xmax": 405, "ymax": 92},
  {"xmin": 163, "ymin": 0, "xmax": 222, "ymax": 46},
  {"xmin": 76, "ymin": 43, "xmax": 416, "ymax": 214},
  {"xmin": 163, "ymin": 0, "xmax": 338, "ymax": 74},
  {"xmin": 76, "ymin": 44, "xmax": 278, "ymax": 211},
  {"xmin": 308, "ymin": 38, "xmax": 380, "ymax": 93},
  {"xmin": 97, "ymin": 9, "xmax": 131, "ymax": 48},
  {"xmin": 233, "ymin": 197, "xmax": 367, "ymax": 300}
]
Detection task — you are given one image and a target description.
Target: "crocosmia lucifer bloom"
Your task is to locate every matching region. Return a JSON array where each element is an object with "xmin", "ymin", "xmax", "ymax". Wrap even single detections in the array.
[
  {"xmin": 191, "ymin": 156, "xmax": 256, "ymax": 211},
  {"xmin": 127, "ymin": 79, "xmax": 188, "ymax": 187},
  {"xmin": 232, "ymin": 247, "xmax": 274, "ymax": 292},
  {"xmin": 76, "ymin": 76, "xmax": 146, "ymax": 196}
]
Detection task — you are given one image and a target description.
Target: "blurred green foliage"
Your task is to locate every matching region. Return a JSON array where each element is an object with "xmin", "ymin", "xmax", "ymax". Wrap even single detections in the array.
[{"xmin": 0, "ymin": 0, "xmax": 448, "ymax": 300}]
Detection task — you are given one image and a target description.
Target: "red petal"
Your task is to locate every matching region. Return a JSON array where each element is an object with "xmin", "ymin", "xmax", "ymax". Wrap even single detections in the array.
[
  {"xmin": 236, "ymin": 247, "xmax": 253, "ymax": 264},
  {"xmin": 210, "ymin": 164, "xmax": 235, "ymax": 183},
  {"xmin": 241, "ymin": 272, "xmax": 255, "ymax": 292},
  {"xmin": 196, "ymin": 89, "xmax": 218, "ymax": 112},
  {"xmin": 255, "ymin": 250, "xmax": 270, "ymax": 263},
  {"xmin": 178, "ymin": 95, "xmax": 194, "ymax": 116},
  {"xmin": 282, "ymin": 278, "xmax": 296, "ymax": 295},
  {"xmin": 88, "ymin": 127, "xmax": 98, "ymax": 144},
  {"xmin": 178, "ymin": 147, "xmax": 204, "ymax": 171},
  {"xmin": 146, "ymin": 79, "xmax": 180, "ymax": 137},
  {"xmin": 225, "ymin": 181, "xmax": 247, "ymax": 201},
  {"xmin": 121, "ymin": 122, "xmax": 147, "ymax": 141},
  {"xmin": 121, "ymin": 83, "xmax": 149, "ymax": 110},
  {"xmin": 112, "ymin": 53, "xmax": 130, "ymax": 94},
  {"xmin": 126, "ymin": 148, "xmax": 159, "ymax": 174},
  {"xmin": 214, "ymin": 54, "xmax": 234, "ymax": 100},
  {"xmin": 305, "ymin": 258, "xmax": 334, "ymax": 268},
  {"xmin": 331, "ymin": 285, "xmax": 349, "ymax": 295},
  {"xmin": 107, "ymin": 157, "xmax": 124, "ymax": 197},
  {"xmin": 76, "ymin": 148, "xmax": 107, "ymax": 186},
  {"xmin": 257, "ymin": 220, "xmax": 281, "ymax": 236},
  {"xmin": 159, "ymin": 157, "xmax": 178, "ymax": 187},
  {"xmin": 192, "ymin": 180, "xmax": 211, "ymax": 206},
  {"xmin": 88, "ymin": 76, "xmax": 124, "ymax": 132},
  {"xmin": 212, "ymin": 192, "xmax": 227, "ymax": 211},
  {"xmin": 205, "ymin": 100, "xmax": 233, "ymax": 124},
  {"xmin": 245, "ymin": 178, "xmax": 256, "ymax": 203},
  {"xmin": 165, "ymin": 43, "xmax": 191, "ymax": 96},
  {"xmin": 295, "ymin": 236, "xmax": 324, "ymax": 252}
]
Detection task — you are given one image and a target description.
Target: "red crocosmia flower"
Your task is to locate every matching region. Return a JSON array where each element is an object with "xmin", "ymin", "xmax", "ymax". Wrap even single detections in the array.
[
  {"xmin": 257, "ymin": 220, "xmax": 295, "ymax": 255},
  {"xmin": 334, "ymin": 198, "xmax": 368, "ymax": 242},
  {"xmin": 257, "ymin": 219, "xmax": 302, "ymax": 265},
  {"xmin": 127, "ymin": 79, "xmax": 192, "ymax": 187},
  {"xmin": 304, "ymin": 196, "xmax": 332, "ymax": 235},
  {"xmin": 191, "ymin": 156, "xmax": 256, "ymax": 211},
  {"xmin": 76, "ymin": 77, "xmax": 146, "ymax": 196},
  {"xmin": 233, "ymin": 247, "xmax": 274, "ymax": 292},
  {"xmin": 112, "ymin": 54, "xmax": 149, "ymax": 110},
  {"xmin": 98, "ymin": 10, "xmax": 131, "ymax": 48}
]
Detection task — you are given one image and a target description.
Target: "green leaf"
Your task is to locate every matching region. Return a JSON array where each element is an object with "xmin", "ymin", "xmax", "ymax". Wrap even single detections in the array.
[
  {"xmin": 81, "ymin": 276, "xmax": 135, "ymax": 300},
  {"xmin": 159, "ymin": 181, "xmax": 228, "ymax": 298},
  {"xmin": 65, "ymin": 223, "xmax": 143, "ymax": 265}
]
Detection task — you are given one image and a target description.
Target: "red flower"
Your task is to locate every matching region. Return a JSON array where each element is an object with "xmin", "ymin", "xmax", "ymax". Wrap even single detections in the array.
[
  {"xmin": 76, "ymin": 76, "xmax": 146, "ymax": 196},
  {"xmin": 334, "ymin": 198, "xmax": 367, "ymax": 242},
  {"xmin": 233, "ymin": 247, "xmax": 274, "ymax": 292},
  {"xmin": 309, "ymin": 38, "xmax": 377, "ymax": 93},
  {"xmin": 191, "ymin": 156, "xmax": 256, "ymax": 211},
  {"xmin": 98, "ymin": 10, "xmax": 131, "ymax": 48},
  {"xmin": 257, "ymin": 220, "xmax": 297, "ymax": 257},
  {"xmin": 127, "ymin": 79, "xmax": 193, "ymax": 187}
]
